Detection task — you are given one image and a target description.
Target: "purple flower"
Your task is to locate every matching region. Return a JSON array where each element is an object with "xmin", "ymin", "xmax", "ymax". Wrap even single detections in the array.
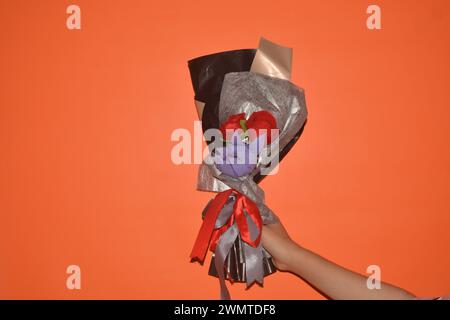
[{"xmin": 214, "ymin": 132, "xmax": 267, "ymax": 178}]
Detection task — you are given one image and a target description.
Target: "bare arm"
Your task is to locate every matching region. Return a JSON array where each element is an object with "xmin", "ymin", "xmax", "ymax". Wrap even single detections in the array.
[{"xmin": 262, "ymin": 221, "xmax": 415, "ymax": 300}]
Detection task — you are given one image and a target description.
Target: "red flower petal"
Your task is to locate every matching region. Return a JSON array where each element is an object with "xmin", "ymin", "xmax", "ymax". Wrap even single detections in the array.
[
  {"xmin": 219, "ymin": 112, "xmax": 246, "ymax": 140},
  {"xmin": 246, "ymin": 111, "xmax": 277, "ymax": 143}
]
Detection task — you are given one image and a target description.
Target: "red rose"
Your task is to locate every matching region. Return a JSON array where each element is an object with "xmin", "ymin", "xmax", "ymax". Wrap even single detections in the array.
[
  {"xmin": 246, "ymin": 110, "xmax": 277, "ymax": 143},
  {"xmin": 219, "ymin": 113, "xmax": 246, "ymax": 140},
  {"xmin": 220, "ymin": 111, "xmax": 277, "ymax": 143}
]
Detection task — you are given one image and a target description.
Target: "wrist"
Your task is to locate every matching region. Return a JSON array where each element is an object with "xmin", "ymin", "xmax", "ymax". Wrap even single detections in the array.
[{"xmin": 274, "ymin": 240, "xmax": 303, "ymax": 272}]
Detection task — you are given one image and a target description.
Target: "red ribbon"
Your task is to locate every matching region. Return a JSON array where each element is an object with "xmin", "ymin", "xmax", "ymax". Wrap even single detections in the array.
[{"xmin": 190, "ymin": 189, "xmax": 263, "ymax": 263}]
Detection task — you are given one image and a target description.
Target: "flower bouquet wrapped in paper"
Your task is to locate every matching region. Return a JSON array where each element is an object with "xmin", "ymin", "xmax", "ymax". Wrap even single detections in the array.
[{"xmin": 188, "ymin": 38, "xmax": 308, "ymax": 299}]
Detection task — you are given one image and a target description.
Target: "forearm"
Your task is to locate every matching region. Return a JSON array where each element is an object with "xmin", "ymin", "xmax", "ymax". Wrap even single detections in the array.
[{"xmin": 283, "ymin": 242, "xmax": 415, "ymax": 300}]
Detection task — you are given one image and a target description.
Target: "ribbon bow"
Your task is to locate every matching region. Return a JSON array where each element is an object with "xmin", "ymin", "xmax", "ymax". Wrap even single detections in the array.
[{"xmin": 190, "ymin": 189, "xmax": 264, "ymax": 299}]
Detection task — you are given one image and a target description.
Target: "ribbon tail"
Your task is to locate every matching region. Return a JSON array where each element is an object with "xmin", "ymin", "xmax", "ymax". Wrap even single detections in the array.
[
  {"xmin": 243, "ymin": 242, "xmax": 264, "ymax": 287},
  {"xmin": 215, "ymin": 223, "xmax": 239, "ymax": 300},
  {"xmin": 243, "ymin": 209, "xmax": 264, "ymax": 286},
  {"xmin": 190, "ymin": 189, "xmax": 233, "ymax": 262}
]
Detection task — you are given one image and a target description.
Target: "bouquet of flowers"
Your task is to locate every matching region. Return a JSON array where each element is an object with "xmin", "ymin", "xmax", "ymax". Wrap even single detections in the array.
[{"xmin": 187, "ymin": 38, "xmax": 308, "ymax": 299}]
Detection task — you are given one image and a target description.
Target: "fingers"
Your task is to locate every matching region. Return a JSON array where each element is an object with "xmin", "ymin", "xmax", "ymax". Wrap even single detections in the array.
[{"xmin": 262, "ymin": 222, "xmax": 295, "ymax": 272}]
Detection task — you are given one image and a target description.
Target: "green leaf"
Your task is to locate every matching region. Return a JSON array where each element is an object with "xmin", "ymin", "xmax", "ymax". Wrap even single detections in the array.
[{"xmin": 239, "ymin": 119, "xmax": 248, "ymax": 132}]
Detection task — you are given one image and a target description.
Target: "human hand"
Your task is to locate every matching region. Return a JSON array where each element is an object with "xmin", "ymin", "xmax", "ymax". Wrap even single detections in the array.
[{"xmin": 262, "ymin": 221, "xmax": 299, "ymax": 272}]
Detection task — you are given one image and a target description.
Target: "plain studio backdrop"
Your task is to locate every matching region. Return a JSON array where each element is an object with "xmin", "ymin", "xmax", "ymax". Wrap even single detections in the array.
[{"xmin": 0, "ymin": 0, "xmax": 449, "ymax": 299}]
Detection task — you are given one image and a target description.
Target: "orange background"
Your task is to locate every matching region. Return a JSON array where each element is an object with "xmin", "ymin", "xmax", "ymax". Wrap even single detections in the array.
[{"xmin": 1, "ymin": 0, "xmax": 450, "ymax": 299}]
